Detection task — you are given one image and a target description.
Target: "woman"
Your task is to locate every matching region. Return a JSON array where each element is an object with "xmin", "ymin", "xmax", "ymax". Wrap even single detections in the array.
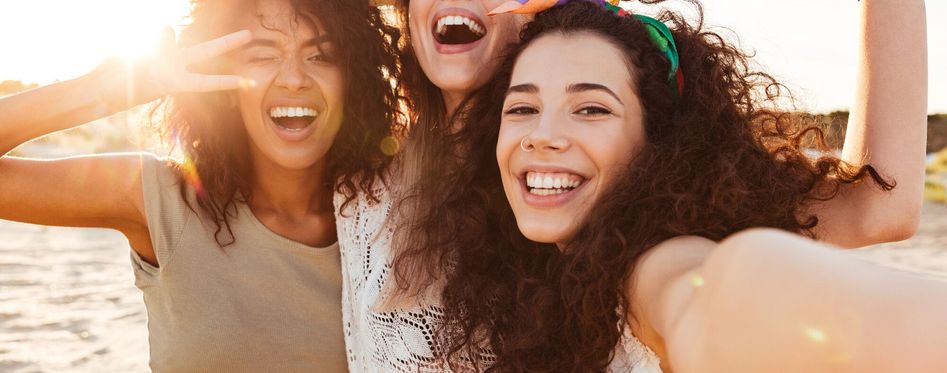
[
  {"xmin": 419, "ymin": 1, "xmax": 936, "ymax": 372},
  {"xmin": 337, "ymin": 0, "xmax": 926, "ymax": 370},
  {"xmin": 0, "ymin": 0, "xmax": 399, "ymax": 370}
]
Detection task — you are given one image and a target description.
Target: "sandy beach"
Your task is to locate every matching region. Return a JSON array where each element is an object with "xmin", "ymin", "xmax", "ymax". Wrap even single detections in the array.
[{"xmin": 1, "ymin": 203, "xmax": 945, "ymax": 373}]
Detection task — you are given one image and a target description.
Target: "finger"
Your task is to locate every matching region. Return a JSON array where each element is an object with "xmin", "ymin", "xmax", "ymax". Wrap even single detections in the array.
[
  {"xmin": 181, "ymin": 74, "xmax": 254, "ymax": 93},
  {"xmin": 159, "ymin": 26, "xmax": 177, "ymax": 50},
  {"xmin": 183, "ymin": 30, "xmax": 253, "ymax": 65}
]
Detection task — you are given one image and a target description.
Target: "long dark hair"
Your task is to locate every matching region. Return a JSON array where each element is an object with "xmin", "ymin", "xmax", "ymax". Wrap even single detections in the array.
[
  {"xmin": 393, "ymin": 1, "xmax": 893, "ymax": 371},
  {"xmin": 384, "ymin": 0, "xmax": 472, "ymax": 301},
  {"xmin": 156, "ymin": 0, "xmax": 401, "ymax": 245}
]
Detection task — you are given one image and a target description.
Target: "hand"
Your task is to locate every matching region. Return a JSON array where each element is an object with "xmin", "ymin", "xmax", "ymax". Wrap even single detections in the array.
[{"xmin": 90, "ymin": 28, "xmax": 253, "ymax": 112}]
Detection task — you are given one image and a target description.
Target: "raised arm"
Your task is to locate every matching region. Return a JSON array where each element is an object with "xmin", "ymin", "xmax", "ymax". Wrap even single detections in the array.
[
  {"xmin": 0, "ymin": 29, "xmax": 252, "ymax": 265},
  {"xmin": 0, "ymin": 29, "xmax": 252, "ymax": 155},
  {"xmin": 810, "ymin": 0, "xmax": 928, "ymax": 247},
  {"xmin": 631, "ymin": 229, "xmax": 947, "ymax": 373}
]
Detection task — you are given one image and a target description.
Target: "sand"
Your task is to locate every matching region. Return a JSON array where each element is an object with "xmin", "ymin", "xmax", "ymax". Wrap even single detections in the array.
[{"xmin": 0, "ymin": 203, "xmax": 945, "ymax": 373}]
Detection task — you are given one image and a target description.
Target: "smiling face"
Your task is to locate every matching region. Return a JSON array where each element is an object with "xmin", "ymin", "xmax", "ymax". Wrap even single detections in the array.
[
  {"xmin": 230, "ymin": 0, "xmax": 344, "ymax": 171},
  {"xmin": 408, "ymin": 0, "xmax": 528, "ymax": 102},
  {"xmin": 497, "ymin": 31, "xmax": 646, "ymax": 245}
]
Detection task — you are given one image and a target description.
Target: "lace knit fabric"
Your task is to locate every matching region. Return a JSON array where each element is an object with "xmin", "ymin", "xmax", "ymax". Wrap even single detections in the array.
[{"xmin": 334, "ymin": 183, "xmax": 663, "ymax": 373}]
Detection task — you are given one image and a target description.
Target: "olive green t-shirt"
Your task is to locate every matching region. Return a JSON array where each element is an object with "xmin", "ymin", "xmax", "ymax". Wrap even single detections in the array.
[{"xmin": 130, "ymin": 154, "xmax": 347, "ymax": 373}]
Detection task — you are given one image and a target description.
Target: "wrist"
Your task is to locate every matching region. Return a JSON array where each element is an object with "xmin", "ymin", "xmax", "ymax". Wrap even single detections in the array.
[{"xmin": 78, "ymin": 59, "xmax": 128, "ymax": 115}]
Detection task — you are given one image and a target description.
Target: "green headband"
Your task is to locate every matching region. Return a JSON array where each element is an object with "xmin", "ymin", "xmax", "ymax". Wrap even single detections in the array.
[
  {"xmin": 492, "ymin": 0, "xmax": 685, "ymax": 97},
  {"xmin": 631, "ymin": 14, "xmax": 684, "ymax": 97},
  {"xmin": 606, "ymin": 2, "xmax": 684, "ymax": 97}
]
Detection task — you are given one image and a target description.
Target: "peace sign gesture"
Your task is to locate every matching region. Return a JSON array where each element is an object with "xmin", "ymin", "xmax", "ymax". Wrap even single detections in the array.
[{"xmin": 94, "ymin": 28, "xmax": 253, "ymax": 112}]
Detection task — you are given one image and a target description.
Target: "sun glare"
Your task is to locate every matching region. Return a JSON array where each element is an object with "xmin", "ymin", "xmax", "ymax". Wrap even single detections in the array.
[
  {"xmin": 84, "ymin": 1, "xmax": 192, "ymax": 62},
  {"xmin": 0, "ymin": 1, "xmax": 191, "ymax": 84}
]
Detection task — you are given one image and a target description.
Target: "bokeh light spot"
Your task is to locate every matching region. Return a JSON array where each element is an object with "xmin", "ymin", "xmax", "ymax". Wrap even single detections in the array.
[
  {"xmin": 380, "ymin": 136, "xmax": 400, "ymax": 156},
  {"xmin": 804, "ymin": 327, "xmax": 827, "ymax": 344},
  {"xmin": 690, "ymin": 274, "xmax": 705, "ymax": 288}
]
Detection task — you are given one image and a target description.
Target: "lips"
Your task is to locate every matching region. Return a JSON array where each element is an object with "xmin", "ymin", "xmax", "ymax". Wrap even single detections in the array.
[
  {"xmin": 513, "ymin": 168, "xmax": 589, "ymax": 208},
  {"xmin": 268, "ymin": 106, "xmax": 319, "ymax": 132},
  {"xmin": 433, "ymin": 15, "xmax": 485, "ymax": 45},
  {"xmin": 431, "ymin": 8, "xmax": 487, "ymax": 53},
  {"xmin": 264, "ymin": 103, "xmax": 321, "ymax": 142}
]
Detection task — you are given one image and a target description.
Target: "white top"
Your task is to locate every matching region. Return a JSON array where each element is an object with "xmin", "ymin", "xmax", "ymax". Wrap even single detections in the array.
[{"xmin": 334, "ymin": 181, "xmax": 663, "ymax": 373}]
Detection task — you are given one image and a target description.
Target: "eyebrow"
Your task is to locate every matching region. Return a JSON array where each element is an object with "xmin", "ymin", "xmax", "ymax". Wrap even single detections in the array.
[
  {"xmin": 242, "ymin": 34, "xmax": 332, "ymax": 50},
  {"xmin": 506, "ymin": 83, "xmax": 623, "ymax": 104},
  {"xmin": 506, "ymin": 83, "xmax": 538, "ymax": 95},
  {"xmin": 567, "ymin": 83, "xmax": 623, "ymax": 104}
]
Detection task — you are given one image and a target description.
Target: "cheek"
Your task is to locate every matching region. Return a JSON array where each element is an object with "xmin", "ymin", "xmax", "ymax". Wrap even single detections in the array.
[
  {"xmin": 235, "ymin": 63, "xmax": 280, "ymax": 91},
  {"xmin": 408, "ymin": 1, "xmax": 431, "ymax": 40},
  {"xmin": 310, "ymin": 66, "xmax": 345, "ymax": 103},
  {"xmin": 496, "ymin": 130, "xmax": 523, "ymax": 195},
  {"xmin": 582, "ymin": 126, "xmax": 643, "ymax": 183},
  {"xmin": 236, "ymin": 86, "xmax": 267, "ymax": 116},
  {"xmin": 495, "ymin": 123, "xmax": 523, "ymax": 173}
]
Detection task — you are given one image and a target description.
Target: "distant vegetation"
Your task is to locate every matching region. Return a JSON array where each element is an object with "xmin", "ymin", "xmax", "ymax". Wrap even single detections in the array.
[
  {"xmin": 1, "ymin": 80, "xmax": 162, "ymax": 157},
  {"xmin": 808, "ymin": 111, "xmax": 947, "ymax": 153},
  {"xmin": 0, "ymin": 80, "xmax": 38, "ymax": 95}
]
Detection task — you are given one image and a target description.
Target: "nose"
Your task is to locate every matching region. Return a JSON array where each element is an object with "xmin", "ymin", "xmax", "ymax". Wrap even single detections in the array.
[
  {"xmin": 528, "ymin": 110, "xmax": 570, "ymax": 152},
  {"xmin": 274, "ymin": 57, "xmax": 313, "ymax": 92}
]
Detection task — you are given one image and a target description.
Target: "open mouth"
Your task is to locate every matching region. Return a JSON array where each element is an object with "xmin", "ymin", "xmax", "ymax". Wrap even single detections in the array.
[
  {"xmin": 268, "ymin": 106, "xmax": 319, "ymax": 132},
  {"xmin": 432, "ymin": 14, "xmax": 486, "ymax": 45},
  {"xmin": 524, "ymin": 171, "xmax": 585, "ymax": 196}
]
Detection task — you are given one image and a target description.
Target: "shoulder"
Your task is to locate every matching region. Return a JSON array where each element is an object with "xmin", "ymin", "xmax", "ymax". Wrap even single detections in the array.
[
  {"xmin": 138, "ymin": 152, "xmax": 184, "ymax": 186},
  {"xmin": 635, "ymin": 236, "xmax": 717, "ymax": 282}
]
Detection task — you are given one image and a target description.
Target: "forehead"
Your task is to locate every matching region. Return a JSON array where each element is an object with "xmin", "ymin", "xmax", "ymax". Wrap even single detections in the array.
[
  {"xmin": 511, "ymin": 31, "xmax": 635, "ymax": 92},
  {"xmin": 236, "ymin": 0, "xmax": 325, "ymax": 39}
]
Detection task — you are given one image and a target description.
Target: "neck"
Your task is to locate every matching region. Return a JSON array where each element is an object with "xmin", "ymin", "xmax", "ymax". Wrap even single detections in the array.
[
  {"xmin": 247, "ymin": 152, "xmax": 331, "ymax": 218},
  {"xmin": 441, "ymin": 89, "xmax": 471, "ymax": 133},
  {"xmin": 442, "ymin": 89, "xmax": 467, "ymax": 119}
]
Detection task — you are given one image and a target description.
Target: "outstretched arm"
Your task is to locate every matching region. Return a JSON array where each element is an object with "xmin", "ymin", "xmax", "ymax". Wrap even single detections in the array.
[
  {"xmin": 810, "ymin": 0, "xmax": 928, "ymax": 247},
  {"xmin": 0, "ymin": 29, "xmax": 251, "ymax": 265},
  {"xmin": 631, "ymin": 229, "xmax": 947, "ymax": 373}
]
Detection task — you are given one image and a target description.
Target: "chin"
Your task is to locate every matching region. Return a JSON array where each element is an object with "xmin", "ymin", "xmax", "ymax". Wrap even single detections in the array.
[
  {"xmin": 516, "ymin": 219, "xmax": 573, "ymax": 245},
  {"xmin": 262, "ymin": 146, "xmax": 328, "ymax": 171},
  {"xmin": 427, "ymin": 64, "xmax": 490, "ymax": 95}
]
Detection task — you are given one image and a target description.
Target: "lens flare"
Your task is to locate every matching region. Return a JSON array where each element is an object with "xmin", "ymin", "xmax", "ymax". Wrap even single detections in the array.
[{"xmin": 179, "ymin": 155, "xmax": 207, "ymax": 199}]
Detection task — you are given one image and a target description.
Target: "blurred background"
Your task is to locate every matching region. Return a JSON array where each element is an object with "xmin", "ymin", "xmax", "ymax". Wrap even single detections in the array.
[{"xmin": 0, "ymin": 1, "xmax": 945, "ymax": 372}]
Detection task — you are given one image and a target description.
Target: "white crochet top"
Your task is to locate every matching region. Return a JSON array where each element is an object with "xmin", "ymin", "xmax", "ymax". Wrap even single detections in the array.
[{"xmin": 334, "ymin": 183, "xmax": 663, "ymax": 373}]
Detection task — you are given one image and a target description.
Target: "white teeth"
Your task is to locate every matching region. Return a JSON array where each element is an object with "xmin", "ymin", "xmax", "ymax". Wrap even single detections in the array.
[
  {"xmin": 269, "ymin": 106, "xmax": 319, "ymax": 118},
  {"xmin": 530, "ymin": 188, "xmax": 569, "ymax": 196},
  {"xmin": 435, "ymin": 15, "xmax": 485, "ymax": 36},
  {"xmin": 525, "ymin": 172, "xmax": 584, "ymax": 193}
]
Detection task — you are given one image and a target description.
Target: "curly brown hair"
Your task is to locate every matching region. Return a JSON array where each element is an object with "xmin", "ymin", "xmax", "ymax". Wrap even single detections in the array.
[
  {"xmin": 154, "ymin": 0, "xmax": 401, "ymax": 245},
  {"xmin": 390, "ymin": 1, "xmax": 893, "ymax": 372}
]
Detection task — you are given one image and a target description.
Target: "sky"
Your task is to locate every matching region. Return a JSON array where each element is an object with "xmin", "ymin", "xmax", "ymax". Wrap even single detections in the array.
[{"xmin": 0, "ymin": 0, "xmax": 944, "ymax": 113}]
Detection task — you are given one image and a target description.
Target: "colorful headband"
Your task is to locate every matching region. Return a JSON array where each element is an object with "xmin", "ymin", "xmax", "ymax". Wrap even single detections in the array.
[{"xmin": 489, "ymin": 0, "xmax": 684, "ymax": 98}]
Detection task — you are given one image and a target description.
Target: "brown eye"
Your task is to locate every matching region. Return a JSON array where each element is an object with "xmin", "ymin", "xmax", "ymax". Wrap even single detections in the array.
[
  {"xmin": 575, "ymin": 106, "xmax": 612, "ymax": 116},
  {"xmin": 308, "ymin": 54, "xmax": 331, "ymax": 63},
  {"xmin": 504, "ymin": 106, "xmax": 538, "ymax": 116},
  {"xmin": 248, "ymin": 55, "xmax": 279, "ymax": 64}
]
